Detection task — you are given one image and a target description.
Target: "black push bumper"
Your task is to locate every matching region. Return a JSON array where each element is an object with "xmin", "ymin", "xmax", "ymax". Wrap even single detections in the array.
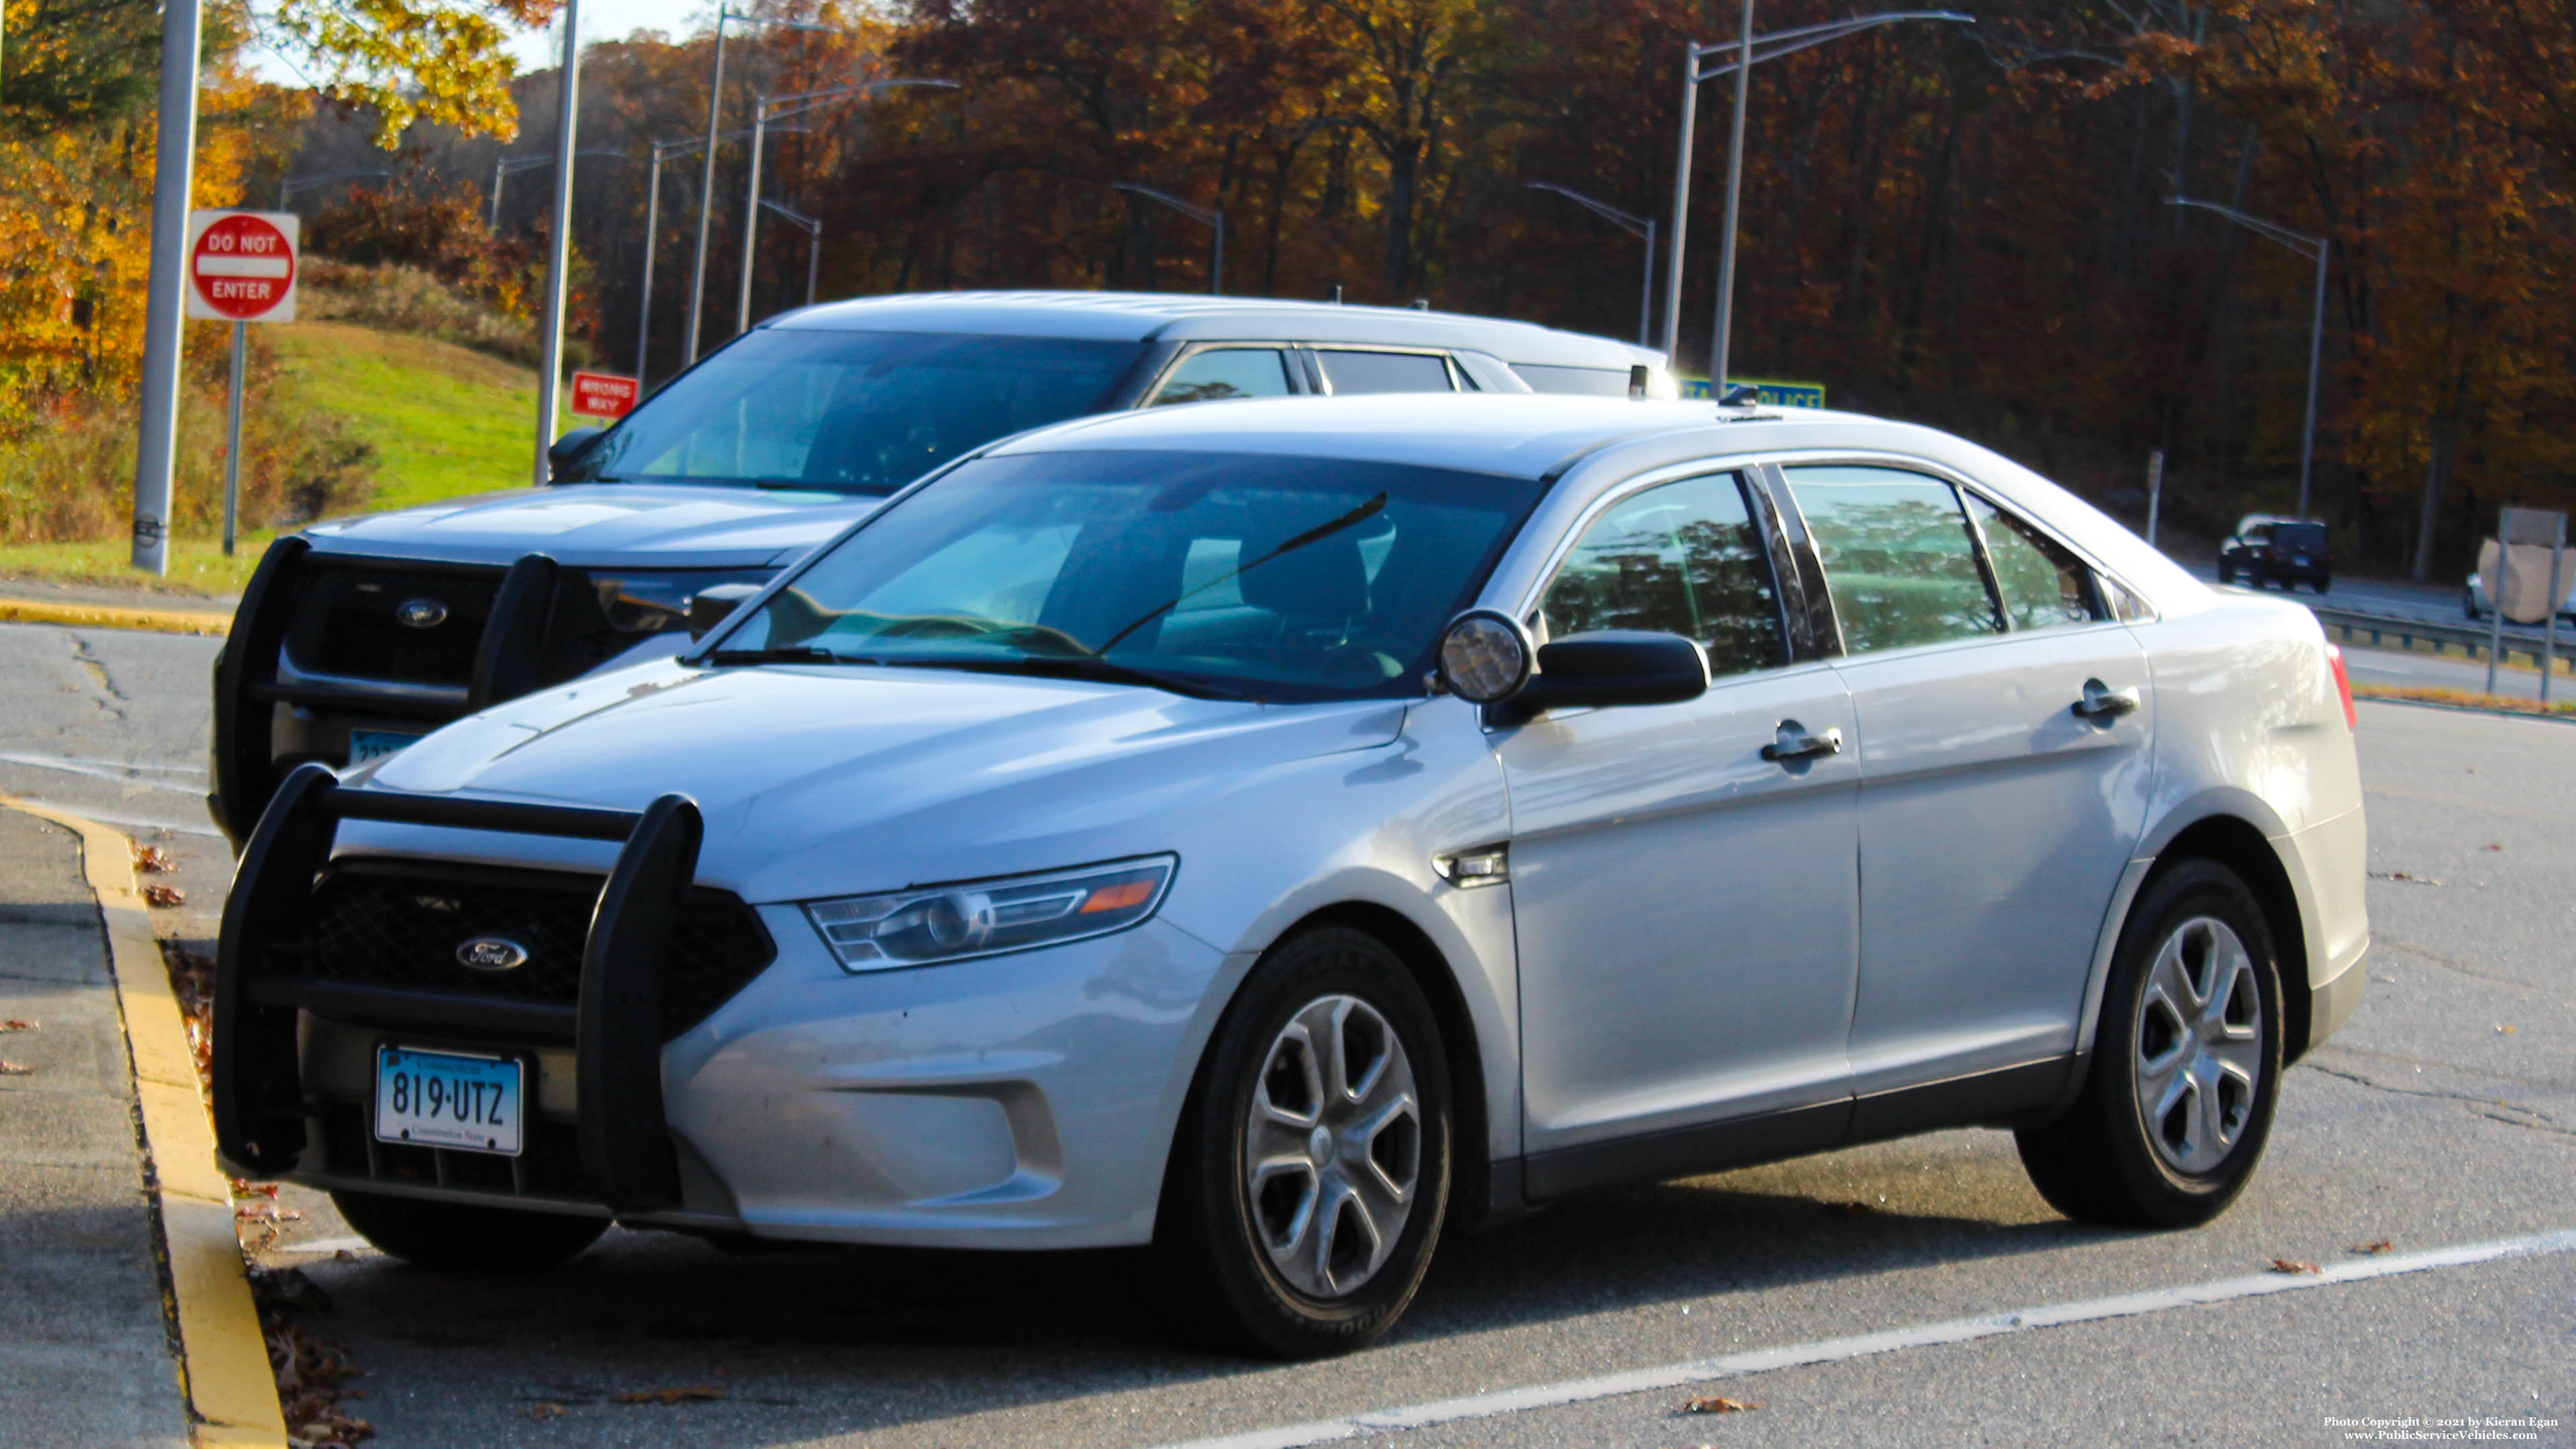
[
  {"xmin": 213, "ymin": 762, "xmax": 705, "ymax": 1214},
  {"xmin": 210, "ymin": 539, "xmax": 563, "ymax": 844}
]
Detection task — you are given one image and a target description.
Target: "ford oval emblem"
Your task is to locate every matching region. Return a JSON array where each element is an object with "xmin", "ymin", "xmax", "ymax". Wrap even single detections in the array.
[
  {"xmin": 455, "ymin": 937, "xmax": 529, "ymax": 973},
  {"xmin": 396, "ymin": 597, "xmax": 449, "ymax": 629}
]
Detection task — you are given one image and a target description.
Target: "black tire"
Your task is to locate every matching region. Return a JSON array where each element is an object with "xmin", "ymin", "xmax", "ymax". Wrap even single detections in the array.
[
  {"xmin": 331, "ymin": 1188, "xmax": 609, "ymax": 1270},
  {"xmin": 1155, "ymin": 926, "xmax": 1453, "ymax": 1359},
  {"xmin": 2216, "ymin": 561, "xmax": 2236, "ymax": 585},
  {"xmin": 2015, "ymin": 859, "xmax": 2284, "ymax": 1228},
  {"xmin": 2463, "ymin": 589, "xmax": 2482, "ymax": 621},
  {"xmin": 2312, "ymin": 575, "xmax": 2332, "ymax": 595}
]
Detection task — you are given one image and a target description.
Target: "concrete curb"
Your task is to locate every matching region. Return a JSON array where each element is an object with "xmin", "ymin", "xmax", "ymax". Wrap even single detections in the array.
[
  {"xmin": 0, "ymin": 598, "xmax": 233, "ymax": 636},
  {"xmin": 1, "ymin": 797, "xmax": 287, "ymax": 1448}
]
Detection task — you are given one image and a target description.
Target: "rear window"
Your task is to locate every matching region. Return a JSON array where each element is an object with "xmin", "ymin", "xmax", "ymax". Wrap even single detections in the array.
[{"xmin": 2273, "ymin": 523, "xmax": 2328, "ymax": 551}]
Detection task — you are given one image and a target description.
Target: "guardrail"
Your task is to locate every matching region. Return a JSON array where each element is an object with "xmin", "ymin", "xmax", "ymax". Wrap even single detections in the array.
[{"xmin": 2311, "ymin": 606, "xmax": 2575, "ymax": 669}]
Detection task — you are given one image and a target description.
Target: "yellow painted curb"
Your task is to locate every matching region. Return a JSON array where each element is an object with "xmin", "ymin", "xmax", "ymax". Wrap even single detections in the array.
[
  {"xmin": 1, "ymin": 797, "xmax": 288, "ymax": 1448},
  {"xmin": 0, "ymin": 597, "xmax": 233, "ymax": 636}
]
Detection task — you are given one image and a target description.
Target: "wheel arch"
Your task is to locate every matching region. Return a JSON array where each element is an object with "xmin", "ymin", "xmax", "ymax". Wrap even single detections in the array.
[
  {"xmin": 1289, "ymin": 901, "xmax": 1494, "ymax": 1229},
  {"xmin": 2083, "ymin": 809, "xmax": 2312, "ymax": 1069}
]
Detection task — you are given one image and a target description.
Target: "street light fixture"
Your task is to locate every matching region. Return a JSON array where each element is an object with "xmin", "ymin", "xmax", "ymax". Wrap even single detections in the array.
[
  {"xmin": 760, "ymin": 198, "xmax": 825, "ymax": 309},
  {"xmin": 2168, "ymin": 195, "xmax": 2331, "ymax": 523},
  {"xmin": 1527, "ymin": 182, "xmax": 1656, "ymax": 347},
  {"xmin": 1111, "ymin": 182, "xmax": 1225, "ymax": 295},
  {"xmin": 685, "ymin": 5, "xmax": 871, "ymax": 365},
  {"xmin": 277, "ymin": 168, "xmax": 391, "ymax": 210},
  {"xmin": 736, "ymin": 79, "xmax": 957, "ymax": 336},
  {"xmin": 1662, "ymin": 5, "xmax": 1973, "ymax": 384},
  {"xmin": 491, "ymin": 148, "xmax": 623, "ymax": 232}
]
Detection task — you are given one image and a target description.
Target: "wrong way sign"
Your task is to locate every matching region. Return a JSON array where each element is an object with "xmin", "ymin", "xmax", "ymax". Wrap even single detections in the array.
[
  {"xmin": 185, "ymin": 210, "xmax": 299, "ymax": 323},
  {"xmin": 569, "ymin": 370, "xmax": 640, "ymax": 419}
]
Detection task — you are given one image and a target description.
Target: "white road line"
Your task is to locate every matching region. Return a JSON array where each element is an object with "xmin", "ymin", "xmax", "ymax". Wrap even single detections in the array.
[
  {"xmin": 1156, "ymin": 1227, "xmax": 2576, "ymax": 1449},
  {"xmin": 0, "ymin": 751, "xmax": 210, "ymax": 792},
  {"xmin": 3, "ymin": 796, "xmax": 223, "ymax": 839}
]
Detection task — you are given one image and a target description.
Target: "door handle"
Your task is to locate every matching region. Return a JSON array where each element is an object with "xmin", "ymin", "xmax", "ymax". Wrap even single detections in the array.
[
  {"xmin": 2072, "ymin": 680, "xmax": 2141, "ymax": 720},
  {"xmin": 1761, "ymin": 723, "xmax": 1844, "ymax": 762}
]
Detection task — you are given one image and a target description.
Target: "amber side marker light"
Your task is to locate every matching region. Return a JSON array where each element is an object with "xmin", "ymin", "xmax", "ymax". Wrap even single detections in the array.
[{"xmin": 1081, "ymin": 879, "xmax": 1159, "ymax": 914}]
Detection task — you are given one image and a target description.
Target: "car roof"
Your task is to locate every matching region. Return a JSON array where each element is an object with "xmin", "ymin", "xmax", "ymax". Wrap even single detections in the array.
[
  {"xmin": 766, "ymin": 289, "xmax": 1662, "ymax": 368},
  {"xmin": 985, "ymin": 393, "xmax": 1899, "ymax": 478}
]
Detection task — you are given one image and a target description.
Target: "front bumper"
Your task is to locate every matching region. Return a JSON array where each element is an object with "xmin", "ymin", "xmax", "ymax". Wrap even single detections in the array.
[{"xmin": 221, "ymin": 768, "xmax": 1232, "ymax": 1248}]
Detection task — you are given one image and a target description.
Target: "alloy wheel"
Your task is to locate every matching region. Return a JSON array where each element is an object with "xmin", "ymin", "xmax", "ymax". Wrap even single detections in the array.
[
  {"xmin": 1242, "ymin": 994, "xmax": 1422, "ymax": 1300},
  {"xmin": 2132, "ymin": 915, "xmax": 2265, "ymax": 1176}
]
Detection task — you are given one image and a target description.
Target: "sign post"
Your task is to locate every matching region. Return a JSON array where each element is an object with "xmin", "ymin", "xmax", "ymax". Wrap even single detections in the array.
[
  {"xmin": 2484, "ymin": 507, "xmax": 2567, "ymax": 697},
  {"xmin": 569, "ymin": 370, "xmax": 640, "ymax": 421},
  {"xmin": 184, "ymin": 210, "xmax": 300, "ymax": 555}
]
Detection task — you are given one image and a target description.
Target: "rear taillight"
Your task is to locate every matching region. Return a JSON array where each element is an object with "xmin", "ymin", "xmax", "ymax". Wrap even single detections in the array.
[{"xmin": 2326, "ymin": 644, "xmax": 2357, "ymax": 730}]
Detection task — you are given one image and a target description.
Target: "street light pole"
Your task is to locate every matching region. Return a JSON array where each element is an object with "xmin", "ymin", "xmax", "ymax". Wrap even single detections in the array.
[
  {"xmin": 129, "ymin": 0, "xmax": 202, "ymax": 574},
  {"xmin": 2168, "ymin": 196, "xmax": 2330, "ymax": 523},
  {"xmin": 1111, "ymin": 182, "xmax": 1224, "ymax": 294},
  {"xmin": 684, "ymin": 8, "xmax": 869, "ymax": 365},
  {"xmin": 1711, "ymin": 0, "xmax": 1754, "ymax": 393},
  {"xmin": 739, "ymin": 80, "xmax": 957, "ymax": 335},
  {"xmin": 531, "ymin": 0, "xmax": 581, "ymax": 488},
  {"xmin": 1662, "ymin": 8, "xmax": 1973, "ymax": 376},
  {"xmin": 1527, "ymin": 182, "xmax": 1656, "ymax": 346}
]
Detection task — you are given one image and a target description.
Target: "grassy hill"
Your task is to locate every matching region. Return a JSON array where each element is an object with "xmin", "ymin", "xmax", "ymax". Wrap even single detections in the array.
[{"xmin": 0, "ymin": 318, "xmax": 549, "ymax": 598}]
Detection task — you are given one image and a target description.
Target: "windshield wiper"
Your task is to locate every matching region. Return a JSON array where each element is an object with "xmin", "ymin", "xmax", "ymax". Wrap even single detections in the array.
[
  {"xmin": 876, "ymin": 653, "xmax": 1254, "ymax": 702},
  {"xmin": 703, "ymin": 645, "xmax": 852, "ymax": 666},
  {"xmin": 1096, "ymin": 492, "xmax": 1389, "ymax": 653}
]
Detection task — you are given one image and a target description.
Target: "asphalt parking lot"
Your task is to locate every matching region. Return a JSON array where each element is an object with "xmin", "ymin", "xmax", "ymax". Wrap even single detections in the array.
[{"xmin": 1, "ymin": 618, "xmax": 2568, "ymax": 1448}]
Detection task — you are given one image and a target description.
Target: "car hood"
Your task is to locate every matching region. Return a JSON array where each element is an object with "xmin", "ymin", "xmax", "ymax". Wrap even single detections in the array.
[
  {"xmin": 302, "ymin": 483, "xmax": 881, "ymax": 569},
  {"xmin": 354, "ymin": 659, "xmax": 1410, "ymax": 902}
]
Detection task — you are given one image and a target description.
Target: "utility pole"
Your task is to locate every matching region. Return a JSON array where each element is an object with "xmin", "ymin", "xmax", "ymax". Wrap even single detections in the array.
[
  {"xmin": 130, "ymin": 0, "xmax": 203, "ymax": 574},
  {"xmin": 532, "ymin": 0, "xmax": 581, "ymax": 487}
]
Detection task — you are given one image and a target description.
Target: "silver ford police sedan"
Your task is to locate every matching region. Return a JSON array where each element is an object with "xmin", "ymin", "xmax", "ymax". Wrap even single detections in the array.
[{"xmin": 213, "ymin": 394, "xmax": 2368, "ymax": 1359}]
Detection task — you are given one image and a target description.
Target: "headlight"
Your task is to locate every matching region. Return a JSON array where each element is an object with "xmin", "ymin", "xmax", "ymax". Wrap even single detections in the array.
[{"xmin": 804, "ymin": 855, "xmax": 1177, "ymax": 971}]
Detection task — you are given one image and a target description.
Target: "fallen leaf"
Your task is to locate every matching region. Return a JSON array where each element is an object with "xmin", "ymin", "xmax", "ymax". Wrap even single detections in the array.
[
  {"xmin": 614, "ymin": 1385, "xmax": 725, "ymax": 1405},
  {"xmin": 2368, "ymin": 870, "xmax": 2442, "ymax": 886},
  {"xmin": 2269, "ymin": 1257, "xmax": 2321, "ymax": 1274},
  {"xmin": 0, "ymin": 1061, "xmax": 31, "ymax": 1075},
  {"xmin": 1683, "ymin": 1395, "xmax": 1762, "ymax": 1414},
  {"xmin": 132, "ymin": 843, "xmax": 175, "ymax": 874},
  {"xmin": 0, "ymin": 1019, "xmax": 35, "ymax": 1032},
  {"xmin": 2346, "ymin": 1239, "xmax": 2394, "ymax": 1255},
  {"xmin": 141, "ymin": 883, "xmax": 186, "ymax": 908},
  {"xmin": 526, "ymin": 1402, "xmax": 567, "ymax": 1421},
  {"xmin": 2482, "ymin": 843, "xmax": 2504, "ymax": 851},
  {"xmin": 2496, "ymin": 1024, "xmax": 2518, "ymax": 1035}
]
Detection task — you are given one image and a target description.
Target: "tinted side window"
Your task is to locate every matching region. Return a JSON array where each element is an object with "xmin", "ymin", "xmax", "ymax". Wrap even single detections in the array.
[
  {"xmin": 1966, "ymin": 494, "xmax": 2100, "ymax": 632},
  {"xmin": 1784, "ymin": 466, "xmax": 2000, "ymax": 655},
  {"xmin": 1539, "ymin": 473, "xmax": 1783, "ymax": 678},
  {"xmin": 1317, "ymin": 350, "xmax": 1454, "ymax": 395},
  {"xmin": 1151, "ymin": 348, "xmax": 1295, "ymax": 406},
  {"xmin": 1512, "ymin": 364, "xmax": 1630, "ymax": 397}
]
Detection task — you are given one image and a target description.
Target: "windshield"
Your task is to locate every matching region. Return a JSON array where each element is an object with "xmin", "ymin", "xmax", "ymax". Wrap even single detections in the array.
[
  {"xmin": 560, "ymin": 329, "xmax": 1145, "ymax": 492},
  {"xmin": 709, "ymin": 450, "xmax": 1545, "ymax": 701}
]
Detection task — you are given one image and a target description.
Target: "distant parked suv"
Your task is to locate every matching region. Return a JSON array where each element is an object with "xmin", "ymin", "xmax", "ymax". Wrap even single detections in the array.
[
  {"xmin": 209, "ymin": 291, "xmax": 1670, "ymax": 842},
  {"xmin": 2216, "ymin": 514, "xmax": 2332, "ymax": 593}
]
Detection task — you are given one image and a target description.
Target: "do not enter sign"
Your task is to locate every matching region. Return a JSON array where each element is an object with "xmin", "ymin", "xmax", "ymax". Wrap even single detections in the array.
[{"xmin": 185, "ymin": 210, "xmax": 299, "ymax": 323}]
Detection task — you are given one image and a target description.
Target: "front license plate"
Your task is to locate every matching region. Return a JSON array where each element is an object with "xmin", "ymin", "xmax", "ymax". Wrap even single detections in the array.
[
  {"xmin": 374, "ymin": 1046, "xmax": 522, "ymax": 1156},
  {"xmin": 348, "ymin": 729, "xmax": 424, "ymax": 764}
]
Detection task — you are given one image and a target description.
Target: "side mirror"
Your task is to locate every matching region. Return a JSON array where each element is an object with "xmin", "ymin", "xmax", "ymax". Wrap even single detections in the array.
[
  {"xmin": 687, "ymin": 582, "xmax": 763, "ymax": 640},
  {"xmin": 1436, "ymin": 611, "xmax": 1709, "ymax": 719},
  {"xmin": 547, "ymin": 425, "xmax": 607, "ymax": 480}
]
